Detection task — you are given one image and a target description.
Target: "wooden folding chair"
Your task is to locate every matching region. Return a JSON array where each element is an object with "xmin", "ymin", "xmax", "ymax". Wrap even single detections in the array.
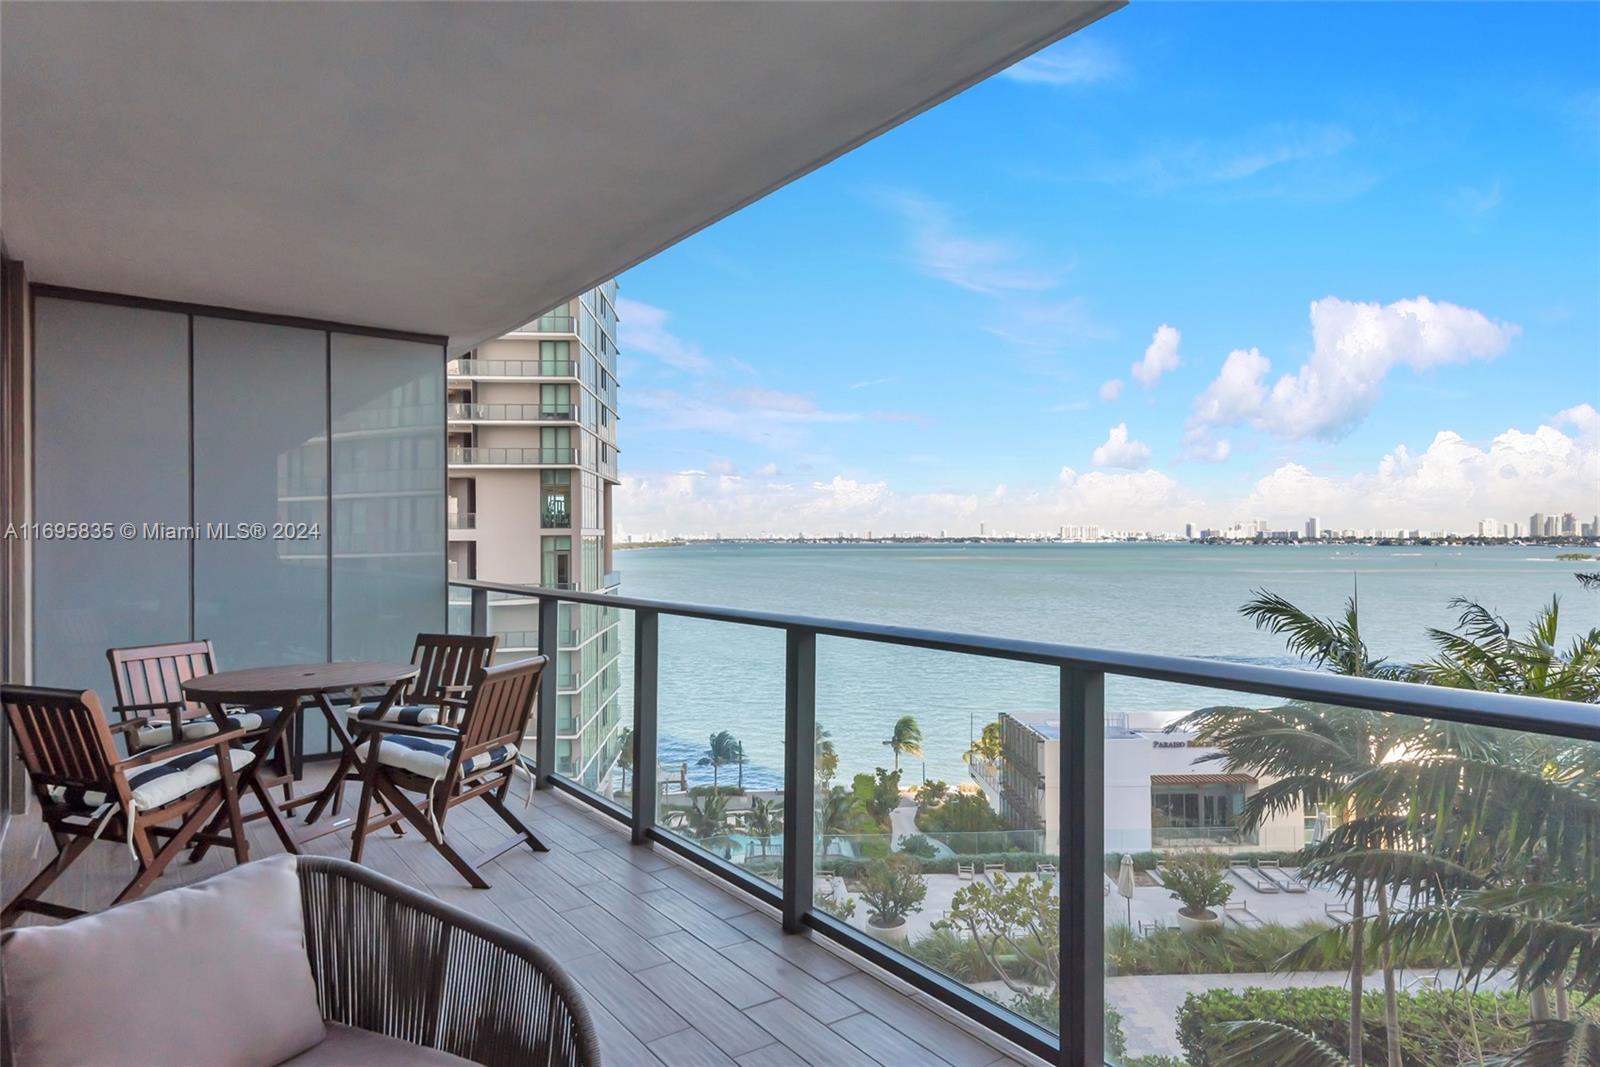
[
  {"xmin": 349, "ymin": 656, "xmax": 547, "ymax": 889},
  {"xmin": 106, "ymin": 639, "xmax": 292, "ymax": 796},
  {"xmin": 1, "ymin": 685, "xmax": 250, "ymax": 924},
  {"xmin": 306, "ymin": 633, "xmax": 499, "ymax": 822}
]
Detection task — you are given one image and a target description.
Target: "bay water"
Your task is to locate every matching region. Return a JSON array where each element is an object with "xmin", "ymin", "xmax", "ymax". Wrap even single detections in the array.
[{"xmin": 617, "ymin": 543, "xmax": 1600, "ymax": 788}]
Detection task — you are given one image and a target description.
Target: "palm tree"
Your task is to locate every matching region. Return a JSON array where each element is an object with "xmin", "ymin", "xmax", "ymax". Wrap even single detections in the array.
[
  {"xmin": 816, "ymin": 722, "xmax": 839, "ymax": 784},
  {"xmin": 616, "ymin": 728, "xmax": 634, "ymax": 795},
  {"xmin": 818, "ymin": 785, "xmax": 854, "ymax": 856},
  {"xmin": 735, "ymin": 741, "xmax": 745, "ymax": 791},
  {"xmin": 1178, "ymin": 588, "xmax": 1413, "ymax": 1067},
  {"xmin": 1205, "ymin": 594, "xmax": 1600, "ymax": 1067},
  {"xmin": 667, "ymin": 793, "xmax": 732, "ymax": 849},
  {"xmin": 882, "ymin": 715, "xmax": 923, "ymax": 773},
  {"xmin": 698, "ymin": 730, "xmax": 740, "ymax": 794},
  {"xmin": 745, "ymin": 797, "xmax": 783, "ymax": 858}
]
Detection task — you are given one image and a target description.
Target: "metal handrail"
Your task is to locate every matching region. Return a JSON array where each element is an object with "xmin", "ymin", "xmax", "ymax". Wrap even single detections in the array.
[{"xmin": 447, "ymin": 576, "xmax": 1600, "ymax": 1066}]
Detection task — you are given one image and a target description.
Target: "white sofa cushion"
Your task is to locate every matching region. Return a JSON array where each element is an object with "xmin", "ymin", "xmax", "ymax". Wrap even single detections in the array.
[{"xmin": 0, "ymin": 855, "xmax": 326, "ymax": 1067}]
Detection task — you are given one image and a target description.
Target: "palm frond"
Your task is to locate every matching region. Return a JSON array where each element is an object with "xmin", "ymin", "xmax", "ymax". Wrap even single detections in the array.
[
  {"xmin": 1209, "ymin": 1019, "xmax": 1353, "ymax": 1067},
  {"xmin": 1485, "ymin": 1020, "xmax": 1600, "ymax": 1067}
]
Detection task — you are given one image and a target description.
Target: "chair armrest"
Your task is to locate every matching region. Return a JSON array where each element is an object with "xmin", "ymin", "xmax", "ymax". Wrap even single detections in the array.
[
  {"xmin": 295, "ymin": 857, "xmax": 600, "ymax": 1066},
  {"xmin": 117, "ymin": 727, "xmax": 247, "ymax": 769},
  {"xmin": 112, "ymin": 699, "xmax": 187, "ymax": 715},
  {"xmin": 351, "ymin": 719, "xmax": 459, "ymax": 741},
  {"xmin": 107, "ymin": 717, "xmax": 153, "ymax": 735}
]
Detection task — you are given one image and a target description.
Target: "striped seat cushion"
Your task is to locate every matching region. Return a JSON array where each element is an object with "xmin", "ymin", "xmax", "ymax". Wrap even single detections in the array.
[
  {"xmin": 375, "ymin": 735, "xmax": 519, "ymax": 782},
  {"xmin": 135, "ymin": 706, "xmax": 281, "ymax": 748},
  {"xmin": 351, "ymin": 701, "xmax": 441, "ymax": 726},
  {"xmin": 48, "ymin": 746, "xmax": 254, "ymax": 814}
]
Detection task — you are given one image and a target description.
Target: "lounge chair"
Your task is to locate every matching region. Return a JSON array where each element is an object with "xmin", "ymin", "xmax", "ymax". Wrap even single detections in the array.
[
  {"xmin": 984, "ymin": 862, "xmax": 1006, "ymax": 881},
  {"xmin": 1258, "ymin": 857, "xmax": 1307, "ymax": 893},
  {"xmin": 1229, "ymin": 859, "xmax": 1279, "ymax": 893},
  {"xmin": 957, "ymin": 861, "xmax": 975, "ymax": 880},
  {"xmin": 1, "ymin": 855, "xmax": 599, "ymax": 1066},
  {"xmin": 1223, "ymin": 898, "xmax": 1263, "ymax": 927}
]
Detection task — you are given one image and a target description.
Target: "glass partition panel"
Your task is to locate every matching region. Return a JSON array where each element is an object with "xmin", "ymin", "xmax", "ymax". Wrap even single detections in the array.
[
  {"xmin": 329, "ymin": 332, "xmax": 445, "ymax": 663},
  {"xmin": 814, "ymin": 638, "xmax": 1063, "ymax": 1035},
  {"xmin": 654, "ymin": 617, "xmax": 785, "ymax": 885},
  {"xmin": 192, "ymin": 316, "xmax": 327, "ymax": 667},
  {"xmin": 1101, "ymin": 674, "xmax": 1599, "ymax": 1067},
  {"xmin": 32, "ymin": 297, "xmax": 190, "ymax": 687}
]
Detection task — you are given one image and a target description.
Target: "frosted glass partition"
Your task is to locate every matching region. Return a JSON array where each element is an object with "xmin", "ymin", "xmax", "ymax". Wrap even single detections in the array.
[
  {"xmin": 32, "ymin": 298, "xmax": 190, "ymax": 687},
  {"xmin": 330, "ymin": 333, "xmax": 446, "ymax": 663},
  {"xmin": 193, "ymin": 317, "xmax": 329, "ymax": 668}
]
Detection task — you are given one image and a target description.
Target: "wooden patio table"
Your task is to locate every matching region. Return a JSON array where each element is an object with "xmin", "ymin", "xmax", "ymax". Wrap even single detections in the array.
[{"xmin": 182, "ymin": 661, "xmax": 418, "ymax": 855}]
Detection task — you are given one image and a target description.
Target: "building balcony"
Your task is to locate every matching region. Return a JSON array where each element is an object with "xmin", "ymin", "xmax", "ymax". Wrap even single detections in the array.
[
  {"xmin": 447, "ymin": 402, "xmax": 578, "ymax": 423},
  {"xmin": 446, "ymin": 511, "xmax": 476, "ymax": 530},
  {"xmin": 541, "ymin": 504, "xmax": 572, "ymax": 529},
  {"xmin": 447, "ymin": 446, "xmax": 577, "ymax": 466},
  {"xmin": 505, "ymin": 313, "xmax": 577, "ymax": 335},
  {"xmin": 446, "ymin": 358, "xmax": 579, "ymax": 380}
]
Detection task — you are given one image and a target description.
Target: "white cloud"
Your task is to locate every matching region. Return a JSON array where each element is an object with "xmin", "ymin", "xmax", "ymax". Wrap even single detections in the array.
[
  {"xmin": 1090, "ymin": 423, "xmax": 1151, "ymax": 469},
  {"xmin": 1087, "ymin": 122, "xmax": 1364, "ymax": 200},
  {"xmin": 753, "ymin": 462, "xmax": 780, "ymax": 477},
  {"xmin": 616, "ymin": 298, "xmax": 712, "ymax": 373},
  {"xmin": 1002, "ymin": 40, "xmax": 1124, "ymax": 87},
  {"xmin": 619, "ymin": 417, "xmax": 1598, "ymax": 538},
  {"xmin": 1188, "ymin": 296, "xmax": 1519, "ymax": 441},
  {"xmin": 1447, "ymin": 179, "xmax": 1501, "ymax": 218},
  {"xmin": 885, "ymin": 193, "xmax": 1058, "ymax": 295},
  {"xmin": 1555, "ymin": 403, "xmax": 1600, "ymax": 440},
  {"xmin": 1243, "ymin": 423, "xmax": 1600, "ymax": 530},
  {"xmin": 1131, "ymin": 324, "xmax": 1181, "ymax": 387},
  {"xmin": 849, "ymin": 377, "xmax": 899, "ymax": 390},
  {"xmin": 1099, "ymin": 378, "xmax": 1124, "ymax": 401},
  {"xmin": 1191, "ymin": 347, "xmax": 1270, "ymax": 427}
]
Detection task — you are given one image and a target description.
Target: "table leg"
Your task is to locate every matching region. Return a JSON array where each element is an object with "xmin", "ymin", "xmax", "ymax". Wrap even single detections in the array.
[
  {"xmin": 191, "ymin": 696, "xmax": 304, "ymax": 860},
  {"xmin": 298, "ymin": 680, "xmax": 406, "ymax": 840}
]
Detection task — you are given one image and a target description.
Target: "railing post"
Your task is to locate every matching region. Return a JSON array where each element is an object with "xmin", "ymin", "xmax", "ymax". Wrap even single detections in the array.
[
  {"xmin": 631, "ymin": 609, "xmax": 659, "ymax": 844},
  {"xmin": 1059, "ymin": 665, "xmax": 1105, "ymax": 1067},
  {"xmin": 535, "ymin": 595, "xmax": 558, "ymax": 787},
  {"xmin": 781, "ymin": 628, "xmax": 817, "ymax": 933},
  {"xmin": 470, "ymin": 586, "xmax": 488, "ymax": 637}
]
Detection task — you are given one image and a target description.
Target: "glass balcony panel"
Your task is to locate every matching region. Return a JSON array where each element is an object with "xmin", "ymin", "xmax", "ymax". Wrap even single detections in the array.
[
  {"xmin": 813, "ymin": 638, "xmax": 1063, "ymax": 1036},
  {"xmin": 654, "ymin": 617, "xmax": 785, "ymax": 887}
]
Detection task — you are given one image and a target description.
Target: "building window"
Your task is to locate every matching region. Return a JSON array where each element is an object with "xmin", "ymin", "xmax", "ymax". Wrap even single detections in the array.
[{"xmin": 1151, "ymin": 781, "xmax": 1255, "ymax": 846}]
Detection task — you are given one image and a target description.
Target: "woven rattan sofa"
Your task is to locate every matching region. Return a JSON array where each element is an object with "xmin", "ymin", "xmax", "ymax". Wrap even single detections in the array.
[{"xmin": 2, "ymin": 855, "xmax": 600, "ymax": 1067}]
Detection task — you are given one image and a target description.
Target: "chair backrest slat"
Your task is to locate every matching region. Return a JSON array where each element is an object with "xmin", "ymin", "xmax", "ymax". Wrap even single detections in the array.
[
  {"xmin": 2, "ymin": 686, "xmax": 120, "ymax": 792},
  {"xmin": 456, "ymin": 656, "xmax": 545, "ymax": 759},
  {"xmin": 410, "ymin": 633, "xmax": 498, "ymax": 704},
  {"xmin": 107, "ymin": 639, "xmax": 219, "ymax": 718}
]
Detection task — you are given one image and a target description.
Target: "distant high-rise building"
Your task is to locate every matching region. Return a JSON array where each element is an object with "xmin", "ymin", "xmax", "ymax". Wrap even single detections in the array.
[
  {"xmin": 1530, "ymin": 512, "xmax": 1545, "ymax": 538},
  {"xmin": 1305, "ymin": 517, "xmax": 1320, "ymax": 540},
  {"xmin": 1477, "ymin": 518, "xmax": 1497, "ymax": 538},
  {"xmin": 1184, "ymin": 522, "xmax": 1196, "ymax": 539},
  {"xmin": 1562, "ymin": 512, "xmax": 1577, "ymax": 536},
  {"xmin": 446, "ymin": 282, "xmax": 623, "ymax": 795},
  {"xmin": 1545, "ymin": 515, "xmax": 1560, "ymax": 537}
]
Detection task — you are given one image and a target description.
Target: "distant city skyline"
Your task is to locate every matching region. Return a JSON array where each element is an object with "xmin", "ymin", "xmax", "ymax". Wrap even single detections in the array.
[{"xmin": 614, "ymin": 3, "xmax": 1599, "ymax": 540}]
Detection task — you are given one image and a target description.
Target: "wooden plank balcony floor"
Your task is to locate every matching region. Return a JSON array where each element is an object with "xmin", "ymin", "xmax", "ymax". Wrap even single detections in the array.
[{"xmin": 0, "ymin": 768, "xmax": 1039, "ymax": 1067}]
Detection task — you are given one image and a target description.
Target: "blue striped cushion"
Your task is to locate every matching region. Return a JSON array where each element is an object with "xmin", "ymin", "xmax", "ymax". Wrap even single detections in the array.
[
  {"xmin": 375, "ymin": 735, "xmax": 518, "ymax": 781},
  {"xmin": 135, "ymin": 706, "xmax": 281, "ymax": 748},
  {"xmin": 49, "ymin": 747, "xmax": 254, "ymax": 813},
  {"xmin": 352, "ymin": 702, "xmax": 440, "ymax": 726}
]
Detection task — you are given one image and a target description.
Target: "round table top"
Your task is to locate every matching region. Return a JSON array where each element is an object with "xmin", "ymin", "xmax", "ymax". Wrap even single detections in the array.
[{"xmin": 181, "ymin": 661, "xmax": 418, "ymax": 701}]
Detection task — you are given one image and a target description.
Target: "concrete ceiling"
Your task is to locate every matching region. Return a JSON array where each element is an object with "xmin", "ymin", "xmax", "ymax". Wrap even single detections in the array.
[{"xmin": 3, "ymin": 1, "xmax": 1119, "ymax": 353}]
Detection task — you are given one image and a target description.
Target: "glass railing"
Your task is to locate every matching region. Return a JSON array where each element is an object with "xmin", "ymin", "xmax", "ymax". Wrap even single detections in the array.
[
  {"xmin": 540, "ymin": 505, "xmax": 570, "ymax": 528},
  {"xmin": 447, "ymin": 578, "xmax": 1600, "ymax": 1067},
  {"xmin": 446, "ymin": 358, "xmax": 579, "ymax": 378},
  {"xmin": 1149, "ymin": 824, "xmax": 1261, "ymax": 847},
  {"xmin": 447, "ymin": 446, "xmax": 576, "ymax": 465},
  {"xmin": 524, "ymin": 313, "xmax": 575, "ymax": 333},
  {"xmin": 447, "ymin": 402, "xmax": 578, "ymax": 421},
  {"xmin": 446, "ymin": 511, "xmax": 475, "ymax": 530}
]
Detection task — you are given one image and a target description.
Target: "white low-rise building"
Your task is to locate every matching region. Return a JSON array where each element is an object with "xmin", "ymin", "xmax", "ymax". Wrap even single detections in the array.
[{"xmin": 984, "ymin": 711, "xmax": 1308, "ymax": 856}]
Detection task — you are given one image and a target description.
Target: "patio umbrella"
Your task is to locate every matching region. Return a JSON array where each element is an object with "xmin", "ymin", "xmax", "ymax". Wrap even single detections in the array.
[
  {"xmin": 1116, "ymin": 854, "xmax": 1136, "ymax": 927},
  {"xmin": 1312, "ymin": 809, "xmax": 1330, "ymax": 844}
]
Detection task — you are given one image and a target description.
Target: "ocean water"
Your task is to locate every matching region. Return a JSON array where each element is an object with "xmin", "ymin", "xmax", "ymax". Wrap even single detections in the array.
[{"xmin": 615, "ymin": 543, "xmax": 1600, "ymax": 788}]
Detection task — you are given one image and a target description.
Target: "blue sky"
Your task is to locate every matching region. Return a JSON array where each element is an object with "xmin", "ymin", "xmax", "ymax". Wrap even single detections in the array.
[{"xmin": 615, "ymin": 2, "xmax": 1599, "ymax": 538}]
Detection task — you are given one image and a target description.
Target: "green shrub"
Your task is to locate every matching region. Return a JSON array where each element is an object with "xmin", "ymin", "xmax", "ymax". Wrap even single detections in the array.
[
  {"xmin": 1175, "ymin": 985, "xmax": 1547, "ymax": 1067},
  {"xmin": 918, "ymin": 791, "xmax": 1006, "ymax": 836},
  {"xmin": 686, "ymin": 784, "xmax": 745, "ymax": 797},
  {"xmin": 897, "ymin": 833, "xmax": 938, "ymax": 859},
  {"xmin": 903, "ymin": 927, "xmax": 1000, "ymax": 982},
  {"xmin": 1107, "ymin": 922, "xmax": 1456, "ymax": 977},
  {"xmin": 1161, "ymin": 853, "xmax": 1232, "ymax": 918}
]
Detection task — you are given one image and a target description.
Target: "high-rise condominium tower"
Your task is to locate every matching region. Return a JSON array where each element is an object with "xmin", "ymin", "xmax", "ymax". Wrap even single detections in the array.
[{"xmin": 446, "ymin": 282, "xmax": 624, "ymax": 794}]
